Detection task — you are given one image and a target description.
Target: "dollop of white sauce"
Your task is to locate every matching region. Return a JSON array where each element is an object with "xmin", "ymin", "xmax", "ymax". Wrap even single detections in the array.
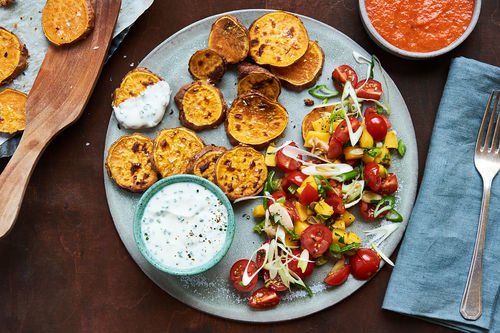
[
  {"xmin": 113, "ymin": 80, "xmax": 171, "ymax": 129},
  {"xmin": 140, "ymin": 182, "xmax": 228, "ymax": 269}
]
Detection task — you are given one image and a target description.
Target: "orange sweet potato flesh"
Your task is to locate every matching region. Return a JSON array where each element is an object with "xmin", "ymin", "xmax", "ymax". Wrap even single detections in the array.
[
  {"xmin": 0, "ymin": 88, "xmax": 26, "ymax": 134},
  {"xmin": 225, "ymin": 91, "xmax": 288, "ymax": 150},
  {"xmin": 42, "ymin": 0, "xmax": 95, "ymax": 46},
  {"xmin": 112, "ymin": 68, "xmax": 163, "ymax": 107},
  {"xmin": 237, "ymin": 62, "xmax": 281, "ymax": 100},
  {"xmin": 208, "ymin": 15, "xmax": 250, "ymax": 64},
  {"xmin": 0, "ymin": 0, "xmax": 13, "ymax": 7},
  {"xmin": 248, "ymin": 11, "xmax": 309, "ymax": 67},
  {"xmin": 186, "ymin": 145, "xmax": 227, "ymax": 183},
  {"xmin": 271, "ymin": 41, "xmax": 325, "ymax": 91},
  {"xmin": 0, "ymin": 27, "xmax": 28, "ymax": 86},
  {"xmin": 188, "ymin": 48, "xmax": 227, "ymax": 83}
]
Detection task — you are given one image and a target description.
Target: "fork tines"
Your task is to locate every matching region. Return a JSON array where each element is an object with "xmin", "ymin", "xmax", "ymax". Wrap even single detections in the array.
[{"xmin": 476, "ymin": 91, "xmax": 500, "ymax": 153}]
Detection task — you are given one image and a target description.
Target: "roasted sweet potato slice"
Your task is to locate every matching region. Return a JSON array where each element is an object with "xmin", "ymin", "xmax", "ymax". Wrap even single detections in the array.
[
  {"xmin": 237, "ymin": 62, "xmax": 281, "ymax": 100},
  {"xmin": 188, "ymin": 48, "xmax": 226, "ymax": 83},
  {"xmin": 215, "ymin": 145, "xmax": 267, "ymax": 201},
  {"xmin": 208, "ymin": 15, "xmax": 250, "ymax": 64},
  {"xmin": 186, "ymin": 145, "xmax": 227, "ymax": 183},
  {"xmin": 0, "ymin": 88, "xmax": 26, "ymax": 134},
  {"xmin": 152, "ymin": 127, "xmax": 205, "ymax": 178},
  {"xmin": 0, "ymin": 27, "xmax": 28, "ymax": 86},
  {"xmin": 42, "ymin": 0, "xmax": 95, "ymax": 46},
  {"xmin": 112, "ymin": 68, "xmax": 163, "ymax": 107},
  {"xmin": 105, "ymin": 133, "xmax": 158, "ymax": 192},
  {"xmin": 301, "ymin": 104, "xmax": 336, "ymax": 140},
  {"xmin": 175, "ymin": 80, "xmax": 227, "ymax": 131},
  {"xmin": 0, "ymin": 0, "xmax": 13, "ymax": 7},
  {"xmin": 248, "ymin": 11, "xmax": 309, "ymax": 67},
  {"xmin": 226, "ymin": 92, "xmax": 288, "ymax": 150},
  {"xmin": 270, "ymin": 41, "xmax": 325, "ymax": 91}
]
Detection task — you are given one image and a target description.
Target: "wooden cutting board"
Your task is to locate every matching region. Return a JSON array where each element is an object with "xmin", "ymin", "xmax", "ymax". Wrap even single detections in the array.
[{"xmin": 0, "ymin": 0, "xmax": 122, "ymax": 238}]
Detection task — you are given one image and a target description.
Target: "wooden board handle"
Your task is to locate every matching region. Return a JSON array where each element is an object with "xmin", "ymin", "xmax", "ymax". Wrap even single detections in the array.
[{"xmin": 0, "ymin": 130, "xmax": 49, "ymax": 238}]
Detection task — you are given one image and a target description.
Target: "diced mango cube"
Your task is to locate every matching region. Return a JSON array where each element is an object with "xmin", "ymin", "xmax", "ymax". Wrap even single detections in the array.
[
  {"xmin": 339, "ymin": 211, "xmax": 355, "ymax": 227},
  {"xmin": 304, "ymin": 131, "xmax": 330, "ymax": 148},
  {"xmin": 332, "ymin": 219, "xmax": 346, "ymax": 231},
  {"xmin": 265, "ymin": 145, "xmax": 277, "ymax": 167},
  {"xmin": 294, "ymin": 220, "xmax": 311, "ymax": 236},
  {"xmin": 343, "ymin": 146, "xmax": 364, "ymax": 160},
  {"xmin": 285, "ymin": 232, "xmax": 299, "ymax": 247},
  {"xmin": 384, "ymin": 131, "xmax": 398, "ymax": 149},
  {"xmin": 312, "ymin": 115, "xmax": 332, "ymax": 133},
  {"xmin": 331, "ymin": 229, "xmax": 347, "ymax": 246},
  {"xmin": 295, "ymin": 201, "xmax": 314, "ymax": 221},
  {"xmin": 359, "ymin": 126, "xmax": 374, "ymax": 149},
  {"xmin": 345, "ymin": 232, "xmax": 360, "ymax": 244},
  {"xmin": 252, "ymin": 204, "xmax": 266, "ymax": 217},
  {"xmin": 375, "ymin": 147, "xmax": 392, "ymax": 165},
  {"xmin": 314, "ymin": 199, "xmax": 334, "ymax": 217}
]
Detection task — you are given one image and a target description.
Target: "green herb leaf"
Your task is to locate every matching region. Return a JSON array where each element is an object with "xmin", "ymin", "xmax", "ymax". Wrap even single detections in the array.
[
  {"xmin": 398, "ymin": 139, "xmax": 406, "ymax": 157},
  {"xmin": 376, "ymin": 104, "xmax": 384, "ymax": 115},
  {"xmin": 277, "ymin": 221, "xmax": 300, "ymax": 241},
  {"xmin": 314, "ymin": 175, "xmax": 334, "ymax": 198},
  {"xmin": 293, "ymin": 282, "xmax": 313, "ymax": 297},
  {"xmin": 369, "ymin": 55, "xmax": 375, "ymax": 79},
  {"xmin": 329, "ymin": 242, "xmax": 360, "ymax": 254}
]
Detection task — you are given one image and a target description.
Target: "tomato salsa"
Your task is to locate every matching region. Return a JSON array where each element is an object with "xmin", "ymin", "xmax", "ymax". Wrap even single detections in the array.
[{"xmin": 365, "ymin": 0, "xmax": 474, "ymax": 53}]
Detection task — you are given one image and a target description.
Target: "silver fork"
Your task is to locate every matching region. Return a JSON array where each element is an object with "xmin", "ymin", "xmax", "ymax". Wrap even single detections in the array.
[{"xmin": 460, "ymin": 90, "xmax": 500, "ymax": 321}]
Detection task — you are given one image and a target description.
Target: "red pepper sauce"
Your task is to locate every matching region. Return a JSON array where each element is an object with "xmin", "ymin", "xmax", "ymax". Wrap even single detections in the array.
[{"xmin": 365, "ymin": 0, "xmax": 474, "ymax": 53}]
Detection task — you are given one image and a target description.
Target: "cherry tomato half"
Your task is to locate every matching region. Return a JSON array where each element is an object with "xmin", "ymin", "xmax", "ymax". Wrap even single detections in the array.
[
  {"xmin": 333, "ymin": 117, "xmax": 361, "ymax": 145},
  {"xmin": 262, "ymin": 270, "xmax": 288, "ymax": 291},
  {"xmin": 365, "ymin": 113, "xmax": 388, "ymax": 141},
  {"xmin": 298, "ymin": 184, "xmax": 320, "ymax": 206},
  {"xmin": 380, "ymin": 173, "xmax": 398, "ymax": 195},
  {"xmin": 284, "ymin": 200, "xmax": 300, "ymax": 223},
  {"xmin": 276, "ymin": 142, "xmax": 302, "ymax": 172},
  {"xmin": 327, "ymin": 136, "xmax": 344, "ymax": 160},
  {"xmin": 300, "ymin": 224, "xmax": 333, "ymax": 258},
  {"xmin": 230, "ymin": 259, "xmax": 258, "ymax": 292},
  {"xmin": 249, "ymin": 287, "xmax": 280, "ymax": 309},
  {"xmin": 280, "ymin": 171, "xmax": 308, "ymax": 193},
  {"xmin": 325, "ymin": 191, "xmax": 346, "ymax": 214},
  {"xmin": 360, "ymin": 201, "xmax": 388, "ymax": 220},
  {"xmin": 364, "ymin": 162, "xmax": 382, "ymax": 193},
  {"xmin": 271, "ymin": 191, "xmax": 286, "ymax": 203},
  {"xmin": 287, "ymin": 249, "xmax": 315, "ymax": 279},
  {"xmin": 355, "ymin": 79, "xmax": 383, "ymax": 100},
  {"xmin": 255, "ymin": 240, "xmax": 270, "ymax": 269},
  {"xmin": 324, "ymin": 256, "xmax": 350, "ymax": 286},
  {"xmin": 332, "ymin": 65, "xmax": 358, "ymax": 92},
  {"xmin": 350, "ymin": 248, "xmax": 380, "ymax": 280},
  {"xmin": 364, "ymin": 107, "xmax": 392, "ymax": 129}
]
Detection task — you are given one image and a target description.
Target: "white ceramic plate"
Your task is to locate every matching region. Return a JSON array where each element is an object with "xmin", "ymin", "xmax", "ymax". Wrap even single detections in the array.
[{"xmin": 104, "ymin": 9, "xmax": 418, "ymax": 322}]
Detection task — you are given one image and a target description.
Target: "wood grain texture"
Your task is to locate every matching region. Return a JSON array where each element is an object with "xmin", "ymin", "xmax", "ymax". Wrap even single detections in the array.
[
  {"xmin": 0, "ymin": 0, "xmax": 499, "ymax": 332},
  {"xmin": 0, "ymin": 0, "xmax": 121, "ymax": 238}
]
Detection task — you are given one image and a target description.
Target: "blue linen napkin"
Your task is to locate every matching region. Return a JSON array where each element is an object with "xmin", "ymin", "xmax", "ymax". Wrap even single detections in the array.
[{"xmin": 383, "ymin": 57, "xmax": 500, "ymax": 332}]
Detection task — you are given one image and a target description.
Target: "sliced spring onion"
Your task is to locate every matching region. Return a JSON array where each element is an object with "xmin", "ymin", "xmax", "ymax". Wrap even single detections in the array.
[
  {"xmin": 308, "ymin": 84, "xmax": 339, "ymax": 99},
  {"xmin": 233, "ymin": 194, "xmax": 274, "ymax": 204},
  {"xmin": 365, "ymin": 148, "xmax": 382, "ymax": 158},
  {"xmin": 314, "ymin": 256, "xmax": 329, "ymax": 266},
  {"xmin": 253, "ymin": 220, "xmax": 265, "ymax": 234},
  {"xmin": 331, "ymin": 168, "xmax": 360, "ymax": 182},
  {"xmin": 371, "ymin": 242, "xmax": 394, "ymax": 267},
  {"xmin": 373, "ymin": 195, "xmax": 395, "ymax": 218},
  {"xmin": 329, "ymin": 242, "xmax": 360, "ymax": 255},
  {"xmin": 301, "ymin": 163, "xmax": 353, "ymax": 177},
  {"xmin": 297, "ymin": 249, "xmax": 310, "ymax": 273},
  {"xmin": 385, "ymin": 209, "xmax": 403, "ymax": 222},
  {"xmin": 364, "ymin": 223, "xmax": 399, "ymax": 247},
  {"xmin": 361, "ymin": 190, "xmax": 383, "ymax": 203},
  {"xmin": 398, "ymin": 139, "xmax": 406, "ymax": 157},
  {"xmin": 342, "ymin": 180, "xmax": 364, "ymax": 208},
  {"xmin": 340, "ymin": 81, "xmax": 364, "ymax": 146},
  {"xmin": 268, "ymin": 203, "xmax": 294, "ymax": 230}
]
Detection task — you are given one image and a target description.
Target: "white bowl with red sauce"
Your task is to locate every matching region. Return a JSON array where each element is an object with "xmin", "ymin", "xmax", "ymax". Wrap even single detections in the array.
[{"xmin": 359, "ymin": 0, "xmax": 481, "ymax": 59}]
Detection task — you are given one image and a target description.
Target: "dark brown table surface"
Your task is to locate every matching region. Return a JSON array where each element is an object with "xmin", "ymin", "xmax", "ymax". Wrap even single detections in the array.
[{"xmin": 1, "ymin": 1, "xmax": 499, "ymax": 332}]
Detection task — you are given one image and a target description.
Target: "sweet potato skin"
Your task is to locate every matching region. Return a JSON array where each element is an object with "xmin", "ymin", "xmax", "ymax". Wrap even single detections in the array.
[
  {"xmin": 105, "ymin": 133, "xmax": 158, "ymax": 193},
  {"xmin": 152, "ymin": 127, "xmax": 205, "ymax": 178},
  {"xmin": 188, "ymin": 48, "xmax": 227, "ymax": 83},
  {"xmin": 0, "ymin": 0, "xmax": 13, "ymax": 7},
  {"xmin": 42, "ymin": 0, "xmax": 95, "ymax": 46},
  {"xmin": 248, "ymin": 11, "xmax": 309, "ymax": 67},
  {"xmin": 186, "ymin": 145, "xmax": 227, "ymax": 183},
  {"xmin": 237, "ymin": 62, "xmax": 281, "ymax": 100},
  {"xmin": 225, "ymin": 91, "xmax": 288, "ymax": 150},
  {"xmin": 0, "ymin": 27, "xmax": 28, "ymax": 86},
  {"xmin": 112, "ymin": 68, "xmax": 163, "ymax": 107},
  {"xmin": 270, "ymin": 41, "xmax": 325, "ymax": 91},
  {"xmin": 215, "ymin": 145, "xmax": 267, "ymax": 201},
  {"xmin": 175, "ymin": 80, "xmax": 227, "ymax": 131},
  {"xmin": 0, "ymin": 88, "xmax": 27, "ymax": 134},
  {"xmin": 208, "ymin": 15, "xmax": 250, "ymax": 64}
]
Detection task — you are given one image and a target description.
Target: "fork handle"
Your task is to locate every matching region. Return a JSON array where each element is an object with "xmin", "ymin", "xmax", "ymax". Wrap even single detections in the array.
[{"xmin": 460, "ymin": 177, "xmax": 492, "ymax": 320}]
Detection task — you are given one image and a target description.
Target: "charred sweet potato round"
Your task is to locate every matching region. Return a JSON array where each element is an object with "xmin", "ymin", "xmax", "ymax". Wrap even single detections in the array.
[
  {"xmin": 112, "ymin": 68, "xmax": 163, "ymax": 107},
  {"xmin": 215, "ymin": 145, "xmax": 267, "ymax": 201},
  {"xmin": 301, "ymin": 104, "xmax": 337, "ymax": 140},
  {"xmin": 188, "ymin": 48, "xmax": 227, "ymax": 83},
  {"xmin": 0, "ymin": 27, "xmax": 28, "ymax": 86},
  {"xmin": 0, "ymin": 0, "xmax": 13, "ymax": 7},
  {"xmin": 175, "ymin": 80, "xmax": 227, "ymax": 131},
  {"xmin": 237, "ymin": 62, "xmax": 281, "ymax": 100},
  {"xmin": 42, "ymin": 0, "xmax": 95, "ymax": 46},
  {"xmin": 105, "ymin": 133, "xmax": 158, "ymax": 192},
  {"xmin": 226, "ymin": 91, "xmax": 288, "ymax": 150},
  {"xmin": 248, "ymin": 11, "xmax": 309, "ymax": 67},
  {"xmin": 186, "ymin": 145, "xmax": 227, "ymax": 183},
  {"xmin": 270, "ymin": 41, "xmax": 325, "ymax": 91},
  {"xmin": 152, "ymin": 127, "xmax": 205, "ymax": 178},
  {"xmin": 0, "ymin": 88, "xmax": 27, "ymax": 134},
  {"xmin": 208, "ymin": 15, "xmax": 250, "ymax": 64}
]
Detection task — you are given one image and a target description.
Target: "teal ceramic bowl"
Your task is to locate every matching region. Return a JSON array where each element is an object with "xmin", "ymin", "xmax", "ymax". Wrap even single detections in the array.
[{"xmin": 134, "ymin": 175, "xmax": 235, "ymax": 275}]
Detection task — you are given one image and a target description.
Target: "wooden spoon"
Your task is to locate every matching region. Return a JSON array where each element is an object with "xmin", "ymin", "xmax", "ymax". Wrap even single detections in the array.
[{"xmin": 0, "ymin": 0, "xmax": 121, "ymax": 238}]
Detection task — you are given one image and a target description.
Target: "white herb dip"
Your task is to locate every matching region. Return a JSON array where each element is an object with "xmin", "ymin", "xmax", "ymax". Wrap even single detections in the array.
[
  {"xmin": 140, "ymin": 182, "xmax": 228, "ymax": 269},
  {"xmin": 113, "ymin": 80, "xmax": 171, "ymax": 129}
]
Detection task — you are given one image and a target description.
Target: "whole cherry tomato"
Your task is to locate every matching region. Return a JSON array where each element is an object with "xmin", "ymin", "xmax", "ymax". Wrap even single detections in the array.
[
  {"xmin": 249, "ymin": 287, "xmax": 280, "ymax": 309},
  {"xmin": 300, "ymin": 224, "xmax": 333, "ymax": 258},
  {"xmin": 230, "ymin": 259, "xmax": 258, "ymax": 292},
  {"xmin": 276, "ymin": 142, "xmax": 302, "ymax": 172},
  {"xmin": 332, "ymin": 65, "xmax": 358, "ymax": 91},
  {"xmin": 365, "ymin": 113, "xmax": 388, "ymax": 141},
  {"xmin": 364, "ymin": 162, "xmax": 382, "ymax": 193},
  {"xmin": 355, "ymin": 79, "xmax": 383, "ymax": 100},
  {"xmin": 364, "ymin": 107, "xmax": 392, "ymax": 129},
  {"xmin": 287, "ymin": 249, "xmax": 315, "ymax": 279},
  {"xmin": 324, "ymin": 255, "xmax": 350, "ymax": 286},
  {"xmin": 350, "ymin": 248, "xmax": 380, "ymax": 280},
  {"xmin": 379, "ymin": 173, "xmax": 398, "ymax": 195}
]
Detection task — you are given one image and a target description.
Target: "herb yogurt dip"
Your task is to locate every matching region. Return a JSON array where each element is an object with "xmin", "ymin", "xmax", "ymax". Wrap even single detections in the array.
[{"xmin": 140, "ymin": 181, "xmax": 228, "ymax": 269}]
